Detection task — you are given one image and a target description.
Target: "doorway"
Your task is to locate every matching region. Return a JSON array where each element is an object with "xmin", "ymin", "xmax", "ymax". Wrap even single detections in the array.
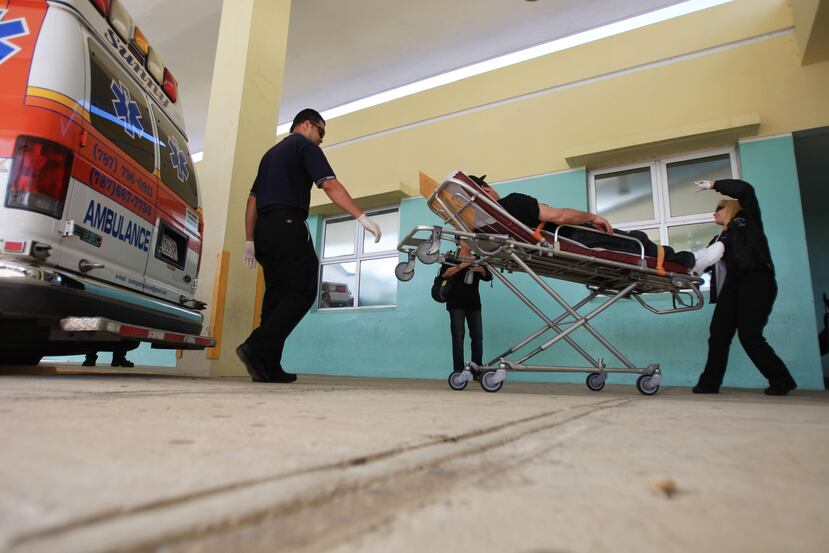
[{"xmin": 793, "ymin": 127, "xmax": 829, "ymax": 388}]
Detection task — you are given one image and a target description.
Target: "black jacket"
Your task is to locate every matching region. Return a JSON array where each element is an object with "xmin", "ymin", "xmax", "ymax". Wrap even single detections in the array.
[
  {"xmin": 441, "ymin": 258, "xmax": 492, "ymax": 311},
  {"xmin": 708, "ymin": 179, "xmax": 775, "ymax": 302}
]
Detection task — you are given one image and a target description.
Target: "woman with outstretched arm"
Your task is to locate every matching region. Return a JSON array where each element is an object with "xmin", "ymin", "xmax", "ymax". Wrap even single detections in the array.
[{"xmin": 692, "ymin": 179, "xmax": 797, "ymax": 395}]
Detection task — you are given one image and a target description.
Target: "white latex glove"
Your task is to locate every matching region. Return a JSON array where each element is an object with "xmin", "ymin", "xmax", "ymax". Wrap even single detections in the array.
[
  {"xmin": 358, "ymin": 214, "xmax": 382, "ymax": 243},
  {"xmin": 694, "ymin": 180, "xmax": 714, "ymax": 192},
  {"xmin": 243, "ymin": 240, "xmax": 256, "ymax": 269}
]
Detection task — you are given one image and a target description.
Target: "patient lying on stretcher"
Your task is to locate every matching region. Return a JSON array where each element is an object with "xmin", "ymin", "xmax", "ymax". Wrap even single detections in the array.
[{"xmin": 468, "ymin": 174, "xmax": 723, "ymax": 276}]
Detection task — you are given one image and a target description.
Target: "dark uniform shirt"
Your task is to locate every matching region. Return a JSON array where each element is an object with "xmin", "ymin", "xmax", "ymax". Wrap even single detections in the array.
[{"xmin": 250, "ymin": 133, "xmax": 336, "ymax": 218}]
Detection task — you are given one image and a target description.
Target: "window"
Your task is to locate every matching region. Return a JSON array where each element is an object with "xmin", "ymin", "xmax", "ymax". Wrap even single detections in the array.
[
  {"xmin": 155, "ymin": 110, "xmax": 198, "ymax": 208},
  {"xmin": 88, "ymin": 39, "xmax": 156, "ymax": 173},
  {"xmin": 589, "ymin": 149, "xmax": 738, "ymax": 256},
  {"xmin": 318, "ymin": 208, "xmax": 399, "ymax": 309}
]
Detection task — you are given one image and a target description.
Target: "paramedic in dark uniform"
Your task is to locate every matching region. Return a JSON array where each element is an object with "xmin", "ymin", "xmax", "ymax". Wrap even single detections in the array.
[
  {"xmin": 236, "ymin": 109, "xmax": 381, "ymax": 383},
  {"xmin": 692, "ymin": 179, "xmax": 797, "ymax": 395}
]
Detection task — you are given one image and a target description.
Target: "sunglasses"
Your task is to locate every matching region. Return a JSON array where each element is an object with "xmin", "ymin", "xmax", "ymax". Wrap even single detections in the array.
[
  {"xmin": 309, "ymin": 121, "xmax": 325, "ymax": 139},
  {"xmin": 714, "ymin": 205, "xmax": 725, "ymax": 212}
]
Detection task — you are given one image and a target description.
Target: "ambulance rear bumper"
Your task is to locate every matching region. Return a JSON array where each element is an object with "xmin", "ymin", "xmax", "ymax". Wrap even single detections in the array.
[{"xmin": 0, "ymin": 259, "xmax": 204, "ymax": 336}]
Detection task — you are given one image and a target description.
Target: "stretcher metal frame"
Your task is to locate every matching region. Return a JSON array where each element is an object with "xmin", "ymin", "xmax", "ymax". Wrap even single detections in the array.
[{"xmin": 395, "ymin": 171, "xmax": 705, "ymax": 395}]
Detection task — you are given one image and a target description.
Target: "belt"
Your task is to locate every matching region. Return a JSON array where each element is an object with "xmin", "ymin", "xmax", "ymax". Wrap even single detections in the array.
[{"xmin": 258, "ymin": 205, "xmax": 307, "ymax": 219}]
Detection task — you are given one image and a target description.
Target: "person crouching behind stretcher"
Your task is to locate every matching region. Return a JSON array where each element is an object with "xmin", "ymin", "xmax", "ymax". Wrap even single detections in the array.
[
  {"xmin": 440, "ymin": 242, "xmax": 492, "ymax": 375},
  {"xmin": 468, "ymin": 175, "xmax": 723, "ymax": 276}
]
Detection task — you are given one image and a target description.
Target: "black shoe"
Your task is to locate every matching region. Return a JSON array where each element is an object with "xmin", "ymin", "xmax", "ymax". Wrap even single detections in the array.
[
  {"xmin": 111, "ymin": 357, "xmax": 134, "ymax": 368},
  {"xmin": 236, "ymin": 343, "xmax": 267, "ymax": 381},
  {"xmin": 259, "ymin": 371, "xmax": 297, "ymax": 383},
  {"xmin": 764, "ymin": 383, "xmax": 796, "ymax": 396},
  {"xmin": 692, "ymin": 385, "xmax": 719, "ymax": 394},
  {"xmin": 82, "ymin": 355, "xmax": 97, "ymax": 367}
]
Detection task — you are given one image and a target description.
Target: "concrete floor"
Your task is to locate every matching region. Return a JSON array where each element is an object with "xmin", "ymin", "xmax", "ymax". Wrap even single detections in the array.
[{"xmin": 0, "ymin": 367, "xmax": 827, "ymax": 553}]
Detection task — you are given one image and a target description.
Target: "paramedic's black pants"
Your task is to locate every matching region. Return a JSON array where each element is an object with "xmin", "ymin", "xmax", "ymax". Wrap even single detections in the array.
[
  {"xmin": 247, "ymin": 209, "xmax": 318, "ymax": 374},
  {"xmin": 449, "ymin": 309, "xmax": 483, "ymax": 372},
  {"xmin": 696, "ymin": 270, "xmax": 796, "ymax": 390}
]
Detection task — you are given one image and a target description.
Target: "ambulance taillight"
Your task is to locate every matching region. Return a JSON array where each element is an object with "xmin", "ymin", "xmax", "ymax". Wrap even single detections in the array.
[
  {"xmin": 6, "ymin": 137, "xmax": 73, "ymax": 219},
  {"xmin": 163, "ymin": 68, "xmax": 178, "ymax": 103},
  {"xmin": 89, "ymin": 0, "xmax": 111, "ymax": 18}
]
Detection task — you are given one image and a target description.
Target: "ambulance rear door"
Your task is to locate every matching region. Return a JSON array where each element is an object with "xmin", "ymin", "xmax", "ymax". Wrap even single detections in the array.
[
  {"xmin": 142, "ymin": 107, "xmax": 200, "ymax": 302},
  {"xmin": 57, "ymin": 32, "xmax": 157, "ymax": 293}
]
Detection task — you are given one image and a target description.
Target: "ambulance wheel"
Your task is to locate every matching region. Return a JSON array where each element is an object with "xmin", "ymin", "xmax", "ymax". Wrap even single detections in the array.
[
  {"xmin": 394, "ymin": 261, "xmax": 415, "ymax": 282},
  {"xmin": 480, "ymin": 370, "xmax": 503, "ymax": 393},
  {"xmin": 447, "ymin": 371, "xmax": 468, "ymax": 391},
  {"xmin": 586, "ymin": 373, "xmax": 605, "ymax": 392},
  {"xmin": 636, "ymin": 374, "xmax": 660, "ymax": 396},
  {"xmin": 416, "ymin": 241, "xmax": 440, "ymax": 265}
]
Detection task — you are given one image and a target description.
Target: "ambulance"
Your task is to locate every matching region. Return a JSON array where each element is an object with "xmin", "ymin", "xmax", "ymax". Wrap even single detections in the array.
[{"xmin": 0, "ymin": 0, "xmax": 214, "ymax": 365}]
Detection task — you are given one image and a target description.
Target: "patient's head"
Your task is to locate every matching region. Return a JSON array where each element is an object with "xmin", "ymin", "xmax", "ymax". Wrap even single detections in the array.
[{"xmin": 469, "ymin": 174, "xmax": 500, "ymax": 200}]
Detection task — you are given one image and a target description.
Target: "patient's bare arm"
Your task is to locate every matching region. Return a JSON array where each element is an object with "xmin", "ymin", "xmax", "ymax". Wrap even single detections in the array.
[{"xmin": 538, "ymin": 204, "xmax": 613, "ymax": 235}]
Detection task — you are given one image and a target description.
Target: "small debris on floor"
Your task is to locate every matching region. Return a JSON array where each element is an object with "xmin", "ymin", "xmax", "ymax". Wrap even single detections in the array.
[{"xmin": 649, "ymin": 477, "xmax": 680, "ymax": 498}]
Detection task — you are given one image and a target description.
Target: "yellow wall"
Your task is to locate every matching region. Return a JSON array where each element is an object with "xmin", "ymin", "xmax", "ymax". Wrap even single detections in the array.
[{"xmin": 306, "ymin": 0, "xmax": 829, "ymax": 209}]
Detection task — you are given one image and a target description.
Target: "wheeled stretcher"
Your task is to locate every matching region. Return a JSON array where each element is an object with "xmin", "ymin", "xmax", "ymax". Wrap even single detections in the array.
[{"xmin": 395, "ymin": 171, "xmax": 705, "ymax": 395}]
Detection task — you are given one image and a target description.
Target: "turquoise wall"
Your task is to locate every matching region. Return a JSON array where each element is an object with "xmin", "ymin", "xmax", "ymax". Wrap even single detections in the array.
[
  {"xmin": 283, "ymin": 137, "xmax": 824, "ymax": 390},
  {"xmin": 735, "ymin": 136, "xmax": 822, "ymax": 389}
]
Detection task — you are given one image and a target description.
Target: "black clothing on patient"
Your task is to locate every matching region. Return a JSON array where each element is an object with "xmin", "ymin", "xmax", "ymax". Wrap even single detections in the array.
[
  {"xmin": 496, "ymin": 193, "xmax": 540, "ymax": 229},
  {"xmin": 496, "ymin": 192, "xmax": 694, "ymax": 268}
]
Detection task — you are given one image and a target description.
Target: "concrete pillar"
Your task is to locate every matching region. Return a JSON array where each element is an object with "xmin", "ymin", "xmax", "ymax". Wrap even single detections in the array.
[{"xmin": 179, "ymin": 0, "xmax": 292, "ymax": 377}]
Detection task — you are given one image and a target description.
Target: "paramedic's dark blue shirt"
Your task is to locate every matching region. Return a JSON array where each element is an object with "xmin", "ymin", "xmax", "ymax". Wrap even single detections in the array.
[{"xmin": 250, "ymin": 133, "xmax": 335, "ymax": 218}]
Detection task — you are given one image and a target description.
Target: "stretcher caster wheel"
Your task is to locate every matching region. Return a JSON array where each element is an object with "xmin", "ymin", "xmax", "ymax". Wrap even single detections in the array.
[
  {"xmin": 586, "ymin": 373, "xmax": 606, "ymax": 391},
  {"xmin": 480, "ymin": 370, "xmax": 503, "ymax": 393},
  {"xmin": 448, "ymin": 371, "xmax": 470, "ymax": 391},
  {"xmin": 416, "ymin": 241, "xmax": 440, "ymax": 264},
  {"xmin": 636, "ymin": 374, "xmax": 660, "ymax": 396},
  {"xmin": 394, "ymin": 261, "xmax": 415, "ymax": 282}
]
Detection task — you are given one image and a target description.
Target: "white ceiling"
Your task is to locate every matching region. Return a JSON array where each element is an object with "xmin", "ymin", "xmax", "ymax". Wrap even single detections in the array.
[{"xmin": 121, "ymin": 0, "xmax": 688, "ymax": 153}]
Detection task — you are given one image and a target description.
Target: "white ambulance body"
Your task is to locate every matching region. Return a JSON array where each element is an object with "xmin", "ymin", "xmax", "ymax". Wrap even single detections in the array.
[{"xmin": 0, "ymin": 0, "xmax": 214, "ymax": 364}]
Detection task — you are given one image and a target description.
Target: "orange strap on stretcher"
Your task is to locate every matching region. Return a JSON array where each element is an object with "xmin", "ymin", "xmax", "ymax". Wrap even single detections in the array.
[
  {"xmin": 656, "ymin": 245, "xmax": 666, "ymax": 276},
  {"xmin": 531, "ymin": 222, "xmax": 546, "ymax": 242}
]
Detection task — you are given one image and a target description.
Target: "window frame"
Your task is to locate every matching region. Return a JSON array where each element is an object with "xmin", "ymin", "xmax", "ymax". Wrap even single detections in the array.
[
  {"xmin": 588, "ymin": 146, "xmax": 740, "ymax": 245},
  {"xmin": 317, "ymin": 206, "xmax": 399, "ymax": 311}
]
